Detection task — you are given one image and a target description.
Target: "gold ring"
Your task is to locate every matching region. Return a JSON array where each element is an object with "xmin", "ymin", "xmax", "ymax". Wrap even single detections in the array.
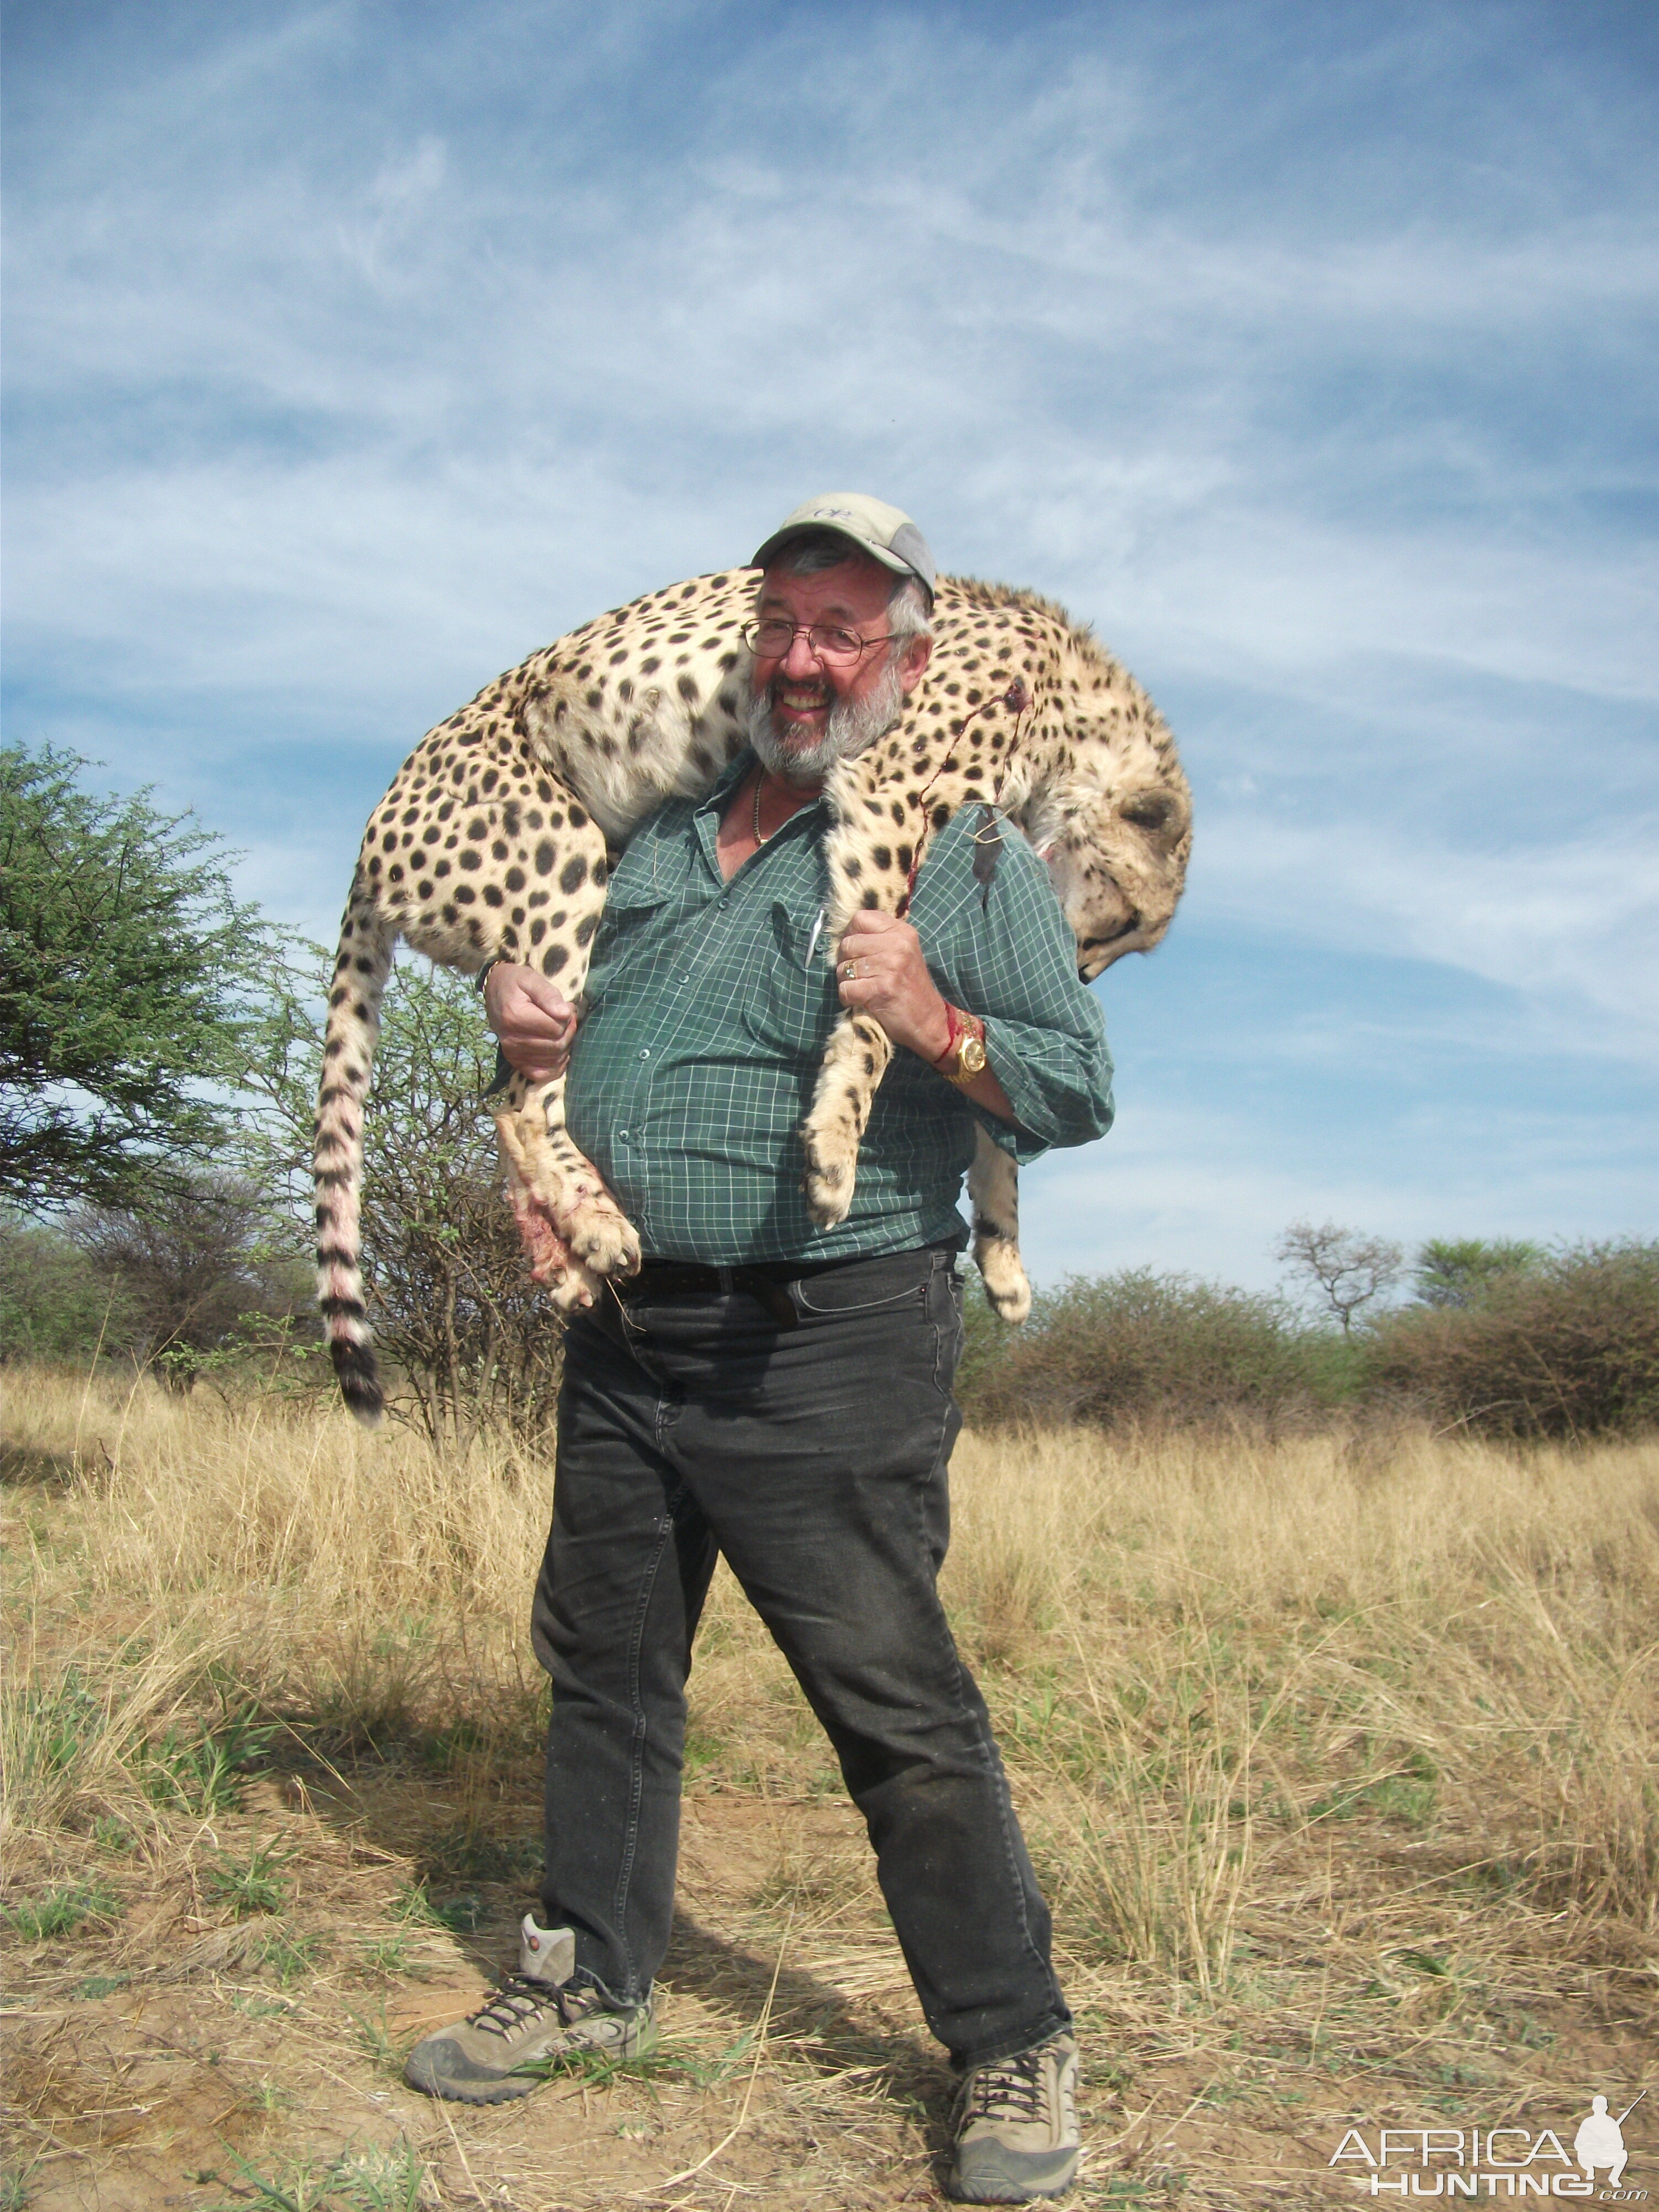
[{"xmin": 843, "ymin": 959, "xmax": 858, "ymax": 981}]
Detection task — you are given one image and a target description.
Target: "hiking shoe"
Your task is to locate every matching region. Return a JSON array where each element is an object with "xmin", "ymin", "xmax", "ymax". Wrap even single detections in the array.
[
  {"xmin": 948, "ymin": 2032, "xmax": 1081, "ymax": 2203},
  {"xmin": 404, "ymin": 1915, "xmax": 656, "ymax": 2105}
]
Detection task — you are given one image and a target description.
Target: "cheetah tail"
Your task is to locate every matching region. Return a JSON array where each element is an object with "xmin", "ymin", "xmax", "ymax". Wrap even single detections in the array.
[{"xmin": 313, "ymin": 897, "xmax": 398, "ymax": 1425}]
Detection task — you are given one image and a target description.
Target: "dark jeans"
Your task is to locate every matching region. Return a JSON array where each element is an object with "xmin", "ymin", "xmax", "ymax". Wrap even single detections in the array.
[{"xmin": 529, "ymin": 1243, "xmax": 1071, "ymax": 2071}]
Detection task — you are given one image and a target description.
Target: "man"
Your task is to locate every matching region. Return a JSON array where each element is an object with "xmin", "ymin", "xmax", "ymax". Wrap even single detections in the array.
[{"xmin": 405, "ymin": 495, "xmax": 1114, "ymax": 2204}]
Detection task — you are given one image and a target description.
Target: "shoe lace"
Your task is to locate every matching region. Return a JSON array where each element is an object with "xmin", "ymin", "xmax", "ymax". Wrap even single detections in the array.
[
  {"xmin": 466, "ymin": 1973, "xmax": 562, "ymax": 2041},
  {"xmin": 963, "ymin": 2047, "xmax": 1049, "ymax": 2125},
  {"xmin": 467, "ymin": 1971, "xmax": 613, "ymax": 2042}
]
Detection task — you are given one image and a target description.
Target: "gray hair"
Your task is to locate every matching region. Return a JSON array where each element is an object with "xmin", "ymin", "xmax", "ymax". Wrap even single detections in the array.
[{"xmin": 769, "ymin": 529, "xmax": 933, "ymax": 646}]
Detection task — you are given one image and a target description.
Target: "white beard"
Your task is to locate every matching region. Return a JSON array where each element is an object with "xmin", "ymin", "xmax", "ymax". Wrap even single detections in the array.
[{"xmin": 745, "ymin": 657, "xmax": 906, "ymax": 786}]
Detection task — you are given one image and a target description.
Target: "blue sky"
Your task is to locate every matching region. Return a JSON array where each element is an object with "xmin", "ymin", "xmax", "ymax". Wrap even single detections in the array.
[{"xmin": 4, "ymin": 0, "xmax": 1655, "ymax": 1290}]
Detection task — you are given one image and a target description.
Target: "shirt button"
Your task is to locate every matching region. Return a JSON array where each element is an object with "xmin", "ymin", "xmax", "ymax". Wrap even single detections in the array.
[
  {"xmin": 618, "ymin": 1129, "xmax": 631, "ymax": 1144},
  {"xmin": 639, "ymin": 1047, "xmax": 650, "ymax": 1060}
]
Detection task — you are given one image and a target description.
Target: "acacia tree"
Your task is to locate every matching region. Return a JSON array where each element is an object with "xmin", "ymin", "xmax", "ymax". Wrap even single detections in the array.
[
  {"xmin": 1275, "ymin": 1219, "xmax": 1405, "ymax": 1335},
  {"xmin": 0, "ymin": 745, "xmax": 272, "ymax": 1213},
  {"xmin": 241, "ymin": 942, "xmax": 564, "ymax": 1439},
  {"xmin": 1413, "ymin": 1238, "xmax": 1542, "ymax": 1308}
]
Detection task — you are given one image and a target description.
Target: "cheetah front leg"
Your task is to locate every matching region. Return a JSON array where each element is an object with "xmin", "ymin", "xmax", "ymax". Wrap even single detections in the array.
[
  {"xmin": 801, "ymin": 782, "xmax": 1033, "ymax": 1264},
  {"xmin": 803, "ymin": 1019, "xmax": 1033, "ymax": 1323},
  {"xmin": 802, "ymin": 796, "xmax": 907, "ymax": 1225},
  {"xmin": 801, "ymin": 1011, "xmax": 894, "ymax": 1226}
]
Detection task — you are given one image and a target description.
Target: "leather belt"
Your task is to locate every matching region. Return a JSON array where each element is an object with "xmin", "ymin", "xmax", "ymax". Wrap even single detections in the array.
[{"xmin": 613, "ymin": 1253, "xmax": 874, "ymax": 1332}]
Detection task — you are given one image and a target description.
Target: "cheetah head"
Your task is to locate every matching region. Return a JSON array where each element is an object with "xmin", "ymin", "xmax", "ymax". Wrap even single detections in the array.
[{"xmin": 1016, "ymin": 715, "xmax": 1193, "ymax": 980}]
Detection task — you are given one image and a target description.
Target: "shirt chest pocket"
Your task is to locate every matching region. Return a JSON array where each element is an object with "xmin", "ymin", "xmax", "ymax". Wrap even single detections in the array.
[
  {"xmin": 739, "ymin": 901, "xmax": 841, "ymax": 1058},
  {"xmin": 581, "ymin": 886, "xmax": 672, "ymax": 1012}
]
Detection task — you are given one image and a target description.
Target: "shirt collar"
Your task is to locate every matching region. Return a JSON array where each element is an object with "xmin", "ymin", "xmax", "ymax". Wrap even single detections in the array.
[
  {"xmin": 691, "ymin": 748, "xmax": 827, "ymax": 883},
  {"xmin": 697, "ymin": 749, "xmax": 756, "ymax": 811}
]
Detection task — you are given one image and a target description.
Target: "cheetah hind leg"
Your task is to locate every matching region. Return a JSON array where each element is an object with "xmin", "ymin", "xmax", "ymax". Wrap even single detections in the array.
[
  {"xmin": 968, "ymin": 1125, "xmax": 1031, "ymax": 1322},
  {"xmin": 502, "ymin": 1166, "xmax": 589, "ymax": 1298},
  {"xmin": 801, "ymin": 1013, "xmax": 894, "ymax": 1227},
  {"xmin": 492, "ymin": 1074, "xmax": 641, "ymax": 1313}
]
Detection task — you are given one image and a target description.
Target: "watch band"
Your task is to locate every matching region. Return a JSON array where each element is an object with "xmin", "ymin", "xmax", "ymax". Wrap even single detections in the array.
[{"xmin": 932, "ymin": 1004, "xmax": 988, "ymax": 1088}]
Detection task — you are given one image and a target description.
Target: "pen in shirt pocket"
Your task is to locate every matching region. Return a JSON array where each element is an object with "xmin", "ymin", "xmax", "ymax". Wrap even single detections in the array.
[{"xmin": 804, "ymin": 907, "xmax": 826, "ymax": 969}]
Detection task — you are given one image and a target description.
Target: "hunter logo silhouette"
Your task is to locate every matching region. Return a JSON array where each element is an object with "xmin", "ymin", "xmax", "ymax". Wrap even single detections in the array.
[{"xmin": 1575, "ymin": 2093, "xmax": 1645, "ymax": 2188}]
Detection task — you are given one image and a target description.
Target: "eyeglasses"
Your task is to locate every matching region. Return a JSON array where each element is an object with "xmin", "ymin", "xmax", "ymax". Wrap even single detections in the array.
[{"xmin": 740, "ymin": 619, "xmax": 901, "ymax": 667}]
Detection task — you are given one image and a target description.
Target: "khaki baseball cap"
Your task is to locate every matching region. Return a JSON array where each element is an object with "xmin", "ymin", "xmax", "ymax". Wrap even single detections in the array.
[{"xmin": 750, "ymin": 492, "xmax": 936, "ymax": 599}]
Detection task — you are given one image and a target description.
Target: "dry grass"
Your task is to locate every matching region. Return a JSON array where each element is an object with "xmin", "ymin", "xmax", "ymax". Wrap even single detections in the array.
[{"xmin": 3, "ymin": 1369, "xmax": 1657, "ymax": 2209}]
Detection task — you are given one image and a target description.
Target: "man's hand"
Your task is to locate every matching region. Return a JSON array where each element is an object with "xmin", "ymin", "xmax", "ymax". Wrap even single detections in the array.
[
  {"xmin": 484, "ymin": 963, "xmax": 578, "ymax": 1082},
  {"xmin": 834, "ymin": 912, "xmax": 952, "ymax": 1065},
  {"xmin": 835, "ymin": 911, "xmax": 1018, "ymax": 1124}
]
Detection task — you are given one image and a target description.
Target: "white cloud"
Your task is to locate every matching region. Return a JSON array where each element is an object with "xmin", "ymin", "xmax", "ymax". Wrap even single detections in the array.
[{"xmin": 1192, "ymin": 814, "xmax": 1659, "ymax": 1055}]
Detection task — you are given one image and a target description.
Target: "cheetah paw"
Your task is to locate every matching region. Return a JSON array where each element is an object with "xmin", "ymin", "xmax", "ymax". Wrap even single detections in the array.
[
  {"xmin": 510, "ymin": 1186, "xmax": 575, "ymax": 1285},
  {"xmin": 542, "ymin": 1256, "xmax": 606, "ymax": 1314},
  {"xmin": 507, "ymin": 1187, "xmax": 604, "ymax": 1311},
  {"xmin": 556, "ymin": 1194, "xmax": 642, "ymax": 1280},
  {"xmin": 975, "ymin": 1240, "xmax": 1032, "ymax": 1323},
  {"xmin": 801, "ymin": 1120, "xmax": 859, "ymax": 1229}
]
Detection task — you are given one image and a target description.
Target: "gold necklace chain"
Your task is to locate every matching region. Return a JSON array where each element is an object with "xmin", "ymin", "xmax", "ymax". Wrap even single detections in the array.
[{"xmin": 752, "ymin": 771, "xmax": 768, "ymax": 845}]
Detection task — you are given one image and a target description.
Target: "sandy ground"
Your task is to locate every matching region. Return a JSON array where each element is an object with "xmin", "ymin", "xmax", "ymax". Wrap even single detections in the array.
[{"xmin": 6, "ymin": 1767, "xmax": 1653, "ymax": 2212}]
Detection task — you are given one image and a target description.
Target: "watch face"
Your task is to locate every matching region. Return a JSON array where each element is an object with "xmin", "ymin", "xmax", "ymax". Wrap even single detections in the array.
[{"xmin": 959, "ymin": 1034, "xmax": 988, "ymax": 1077}]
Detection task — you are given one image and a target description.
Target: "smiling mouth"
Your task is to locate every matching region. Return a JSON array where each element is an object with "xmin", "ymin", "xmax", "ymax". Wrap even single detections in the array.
[{"xmin": 771, "ymin": 681, "xmax": 832, "ymax": 723}]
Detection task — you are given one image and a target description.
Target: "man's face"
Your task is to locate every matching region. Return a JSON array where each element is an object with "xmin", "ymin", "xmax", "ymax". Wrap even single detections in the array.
[{"xmin": 747, "ymin": 552, "xmax": 933, "ymax": 784}]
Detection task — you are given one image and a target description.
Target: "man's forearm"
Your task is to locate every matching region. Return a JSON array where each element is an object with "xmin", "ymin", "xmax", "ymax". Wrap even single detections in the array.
[
  {"xmin": 910, "ymin": 995, "xmax": 1017, "ymax": 1123},
  {"xmin": 954, "ymin": 1060, "xmax": 1016, "ymax": 1123}
]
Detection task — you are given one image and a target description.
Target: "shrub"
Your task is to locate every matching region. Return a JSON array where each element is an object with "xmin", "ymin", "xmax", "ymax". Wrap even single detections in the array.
[
  {"xmin": 1365, "ymin": 1240, "xmax": 1659, "ymax": 1437},
  {"xmin": 240, "ymin": 945, "xmax": 566, "ymax": 1441},
  {"xmin": 0, "ymin": 1214, "xmax": 135, "ymax": 1365},
  {"xmin": 66, "ymin": 1175, "xmax": 308, "ymax": 1391},
  {"xmin": 959, "ymin": 1267, "xmax": 1323, "ymax": 1430}
]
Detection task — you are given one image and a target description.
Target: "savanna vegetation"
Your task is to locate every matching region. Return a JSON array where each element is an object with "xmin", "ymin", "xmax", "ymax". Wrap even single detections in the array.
[
  {"xmin": 3, "ymin": 1372, "xmax": 1655, "ymax": 2208},
  {"xmin": 960, "ymin": 1235, "xmax": 1659, "ymax": 1442}
]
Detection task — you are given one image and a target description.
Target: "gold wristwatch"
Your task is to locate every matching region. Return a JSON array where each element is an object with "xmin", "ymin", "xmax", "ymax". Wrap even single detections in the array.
[{"xmin": 933, "ymin": 1004, "xmax": 988, "ymax": 1088}]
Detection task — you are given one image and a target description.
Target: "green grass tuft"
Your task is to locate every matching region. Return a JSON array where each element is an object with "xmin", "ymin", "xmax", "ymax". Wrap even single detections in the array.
[{"xmin": 3, "ymin": 1880, "xmax": 119, "ymax": 1940}]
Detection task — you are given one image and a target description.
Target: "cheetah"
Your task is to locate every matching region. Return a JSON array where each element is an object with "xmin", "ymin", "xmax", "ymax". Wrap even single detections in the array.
[{"xmin": 314, "ymin": 570, "xmax": 1191, "ymax": 1421}]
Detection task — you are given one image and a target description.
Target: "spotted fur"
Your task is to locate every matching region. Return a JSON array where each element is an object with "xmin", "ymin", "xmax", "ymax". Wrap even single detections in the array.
[{"xmin": 314, "ymin": 570, "xmax": 1191, "ymax": 1421}]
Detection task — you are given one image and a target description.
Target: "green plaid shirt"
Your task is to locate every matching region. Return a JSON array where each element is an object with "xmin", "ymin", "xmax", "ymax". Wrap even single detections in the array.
[{"xmin": 564, "ymin": 752, "xmax": 1114, "ymax": 1265}]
